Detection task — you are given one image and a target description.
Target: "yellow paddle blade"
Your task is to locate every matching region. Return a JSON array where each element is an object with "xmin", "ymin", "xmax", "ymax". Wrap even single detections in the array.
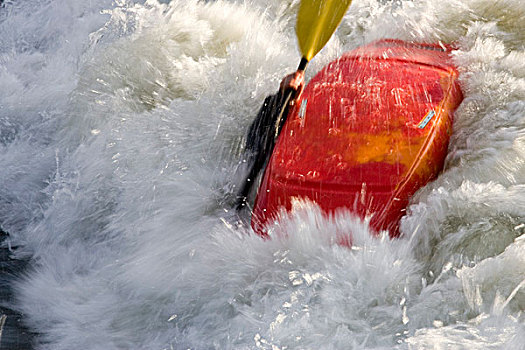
[{"xmin": 296, "ymin": 0, "xmax": 353, "ymax": 62}]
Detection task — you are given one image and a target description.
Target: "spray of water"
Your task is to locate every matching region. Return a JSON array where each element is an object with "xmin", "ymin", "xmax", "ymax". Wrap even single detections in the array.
[{"xmin": 0, "ymin": 0, "xmax": 524, "ymax": 349}]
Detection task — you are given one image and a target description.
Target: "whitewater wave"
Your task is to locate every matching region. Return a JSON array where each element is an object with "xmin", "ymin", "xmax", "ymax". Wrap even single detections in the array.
[{"xmin": 0, "ymin": 0, "xmax": 524, "ymax": 349}]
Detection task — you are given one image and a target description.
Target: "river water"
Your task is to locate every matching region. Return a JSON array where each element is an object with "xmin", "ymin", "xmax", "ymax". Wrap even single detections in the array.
[{"xmin": 0, "ymin": 0, "xmax": 524, "ymax": 349}]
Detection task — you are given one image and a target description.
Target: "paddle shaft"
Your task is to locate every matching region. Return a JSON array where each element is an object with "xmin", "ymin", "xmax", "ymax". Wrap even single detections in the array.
[{"xmin": 274, "ymin": 57, "xmax": 309, "ymax": 138}]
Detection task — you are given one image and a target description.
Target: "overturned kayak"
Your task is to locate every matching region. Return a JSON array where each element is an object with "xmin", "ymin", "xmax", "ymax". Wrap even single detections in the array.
[{"xmin": 252, "ymin": 39, "xmax": 463, "ymax": 236}]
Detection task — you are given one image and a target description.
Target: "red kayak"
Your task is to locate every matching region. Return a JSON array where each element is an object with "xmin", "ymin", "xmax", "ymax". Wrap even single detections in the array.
[{"xmin": 252, "ymin": 39, "xmax": 463, "ymax": 236}]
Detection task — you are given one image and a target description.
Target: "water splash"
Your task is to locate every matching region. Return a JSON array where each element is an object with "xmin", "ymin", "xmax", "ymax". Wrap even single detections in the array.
[{"xmin": 0, "ymin": 0, "xmax": 524, "ymax": 349}]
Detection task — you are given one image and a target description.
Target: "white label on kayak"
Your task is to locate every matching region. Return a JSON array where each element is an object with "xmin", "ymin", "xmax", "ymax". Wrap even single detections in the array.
[
  {"xmin": 418, "ymin": 110, "xmax": 435, "ymax": 129},
  {"xmin": 299, "ymin": 99, "xmax": 308, "ymax": 119}
]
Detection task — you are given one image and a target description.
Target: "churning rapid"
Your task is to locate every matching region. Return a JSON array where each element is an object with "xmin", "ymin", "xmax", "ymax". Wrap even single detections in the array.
[{"xmin": 0, "ymin": 0, "xmax": 524, "ymax": 349}]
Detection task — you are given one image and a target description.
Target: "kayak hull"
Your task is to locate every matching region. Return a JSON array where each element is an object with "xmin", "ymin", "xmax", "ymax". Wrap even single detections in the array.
[{"xmin": 252, "ymin": 40, "xmax": 463, "ymax": 236}]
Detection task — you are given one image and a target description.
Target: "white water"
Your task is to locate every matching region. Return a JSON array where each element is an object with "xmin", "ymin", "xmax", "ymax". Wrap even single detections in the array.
[{"xmin": 0, "ymin": 0, "xmax": 524, "ymax": 349}]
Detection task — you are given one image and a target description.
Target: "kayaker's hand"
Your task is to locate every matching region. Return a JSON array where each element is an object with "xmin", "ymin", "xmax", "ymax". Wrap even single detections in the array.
[{"xmin": 279, "ymin": 70, "xmax": 305, "ymax": 105}]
